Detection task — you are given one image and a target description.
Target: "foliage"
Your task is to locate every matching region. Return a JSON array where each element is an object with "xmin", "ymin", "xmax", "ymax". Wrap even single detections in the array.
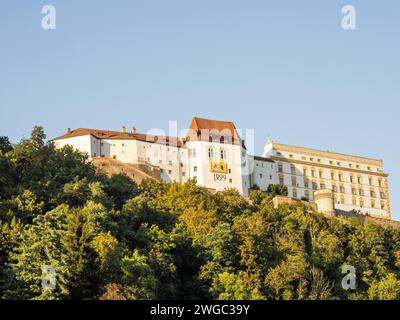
[{"xmin": 1, "ymin": 127, "xmax": 400, "ymax": 300}]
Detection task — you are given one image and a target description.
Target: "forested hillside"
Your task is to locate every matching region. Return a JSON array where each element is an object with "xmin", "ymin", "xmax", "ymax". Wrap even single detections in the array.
[{"xmin": 1, "ymin": 127, "xmax": 400, "ymax": 300}]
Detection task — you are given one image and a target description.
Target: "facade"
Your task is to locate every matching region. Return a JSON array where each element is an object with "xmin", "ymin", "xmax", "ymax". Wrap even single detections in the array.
[
  {"xmin": 263, "ymin": 141, "xmax": 390, "ymax": 219},
  {"xmin": 53, "ymin": 117, "xmax": 391, "ymax": 219}
]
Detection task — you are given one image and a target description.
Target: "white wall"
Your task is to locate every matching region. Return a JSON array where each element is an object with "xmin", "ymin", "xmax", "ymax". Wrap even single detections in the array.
[
  {"xmin": 263, "ymin": 141, "xmax": 389, "ymax": 218},
  {"xmin": 186, "ymin": 140, "xmax": 249, "ymax": 195},
  {"xmin": 54, "ymin": 135, "xmax": 93, "ymax": 157},
  {"xmin": 249, "ymin": 157, "xmax": 278, "ymax": 191}
]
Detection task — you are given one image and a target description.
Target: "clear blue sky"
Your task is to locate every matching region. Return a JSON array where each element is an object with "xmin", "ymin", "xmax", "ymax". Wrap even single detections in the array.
[{"xmin": 0, "ymin": 1, "xmax": 399, "ymax": 218}]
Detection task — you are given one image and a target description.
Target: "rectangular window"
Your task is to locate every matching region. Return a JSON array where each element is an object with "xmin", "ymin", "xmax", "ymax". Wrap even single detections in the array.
[
  {"xmin": 290, "ymin": 165, "xmax": 296, "ymax": 175},
  {"xmin": 193, "ymin": 166, "xmax": 197, "ymax": 173},
  {"xmin": 279, "ymin": 175, "xmax": 284, "ymax": 185},
  {"xmin": 208, "ymin": 147, "xmax": 215, "ymax": 159},
  {"xmin": 189, "ymin": 148, "xmax": 196, "ymax": 158},
  {"xmin": 220, "ymin": 148, "xmax": 227, "ymax": 160},
  {"xmin": 292, "ymin": 188, "xmax": 297, "ymax": 198},
  {"xmin": 340, "ymin": 186, "xmax": 345, "ymax": 193},
  {"xmin": 291, "ymin": 177, "xmax": 297, "ymax": 187},
  {"xmin": 278, "ymin": 163, "xmax": 283, "ymax": 173}
]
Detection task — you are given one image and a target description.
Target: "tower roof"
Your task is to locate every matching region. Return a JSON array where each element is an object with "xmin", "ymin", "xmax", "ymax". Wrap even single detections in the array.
[{"xmin": 186, "ymin": 117, "xmax": 242, "ymax": 144}]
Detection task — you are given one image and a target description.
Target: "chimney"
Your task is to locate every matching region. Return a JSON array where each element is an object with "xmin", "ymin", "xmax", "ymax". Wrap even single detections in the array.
[
  {"xmin": 131, "ymin": 127, "xmax": 137, "ymax": 134},
  {"xmin": 67, "ymin": 128, "xmax": 71, "ymax": 133},
  {"xmin": 120, "ymin": 126, "xmax": 126, "ymax": 133}
]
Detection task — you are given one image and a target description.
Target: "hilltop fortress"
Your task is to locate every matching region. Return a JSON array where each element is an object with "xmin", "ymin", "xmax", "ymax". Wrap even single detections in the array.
[{"xmin": 53, "ymin": 117, "xmax": 391, "ymax": 220}]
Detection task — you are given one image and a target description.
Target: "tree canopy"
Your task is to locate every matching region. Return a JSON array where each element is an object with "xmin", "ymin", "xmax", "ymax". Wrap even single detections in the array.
[{"xmin": 1, "ymin": 127, "xmax": 400, "ymax": 300}]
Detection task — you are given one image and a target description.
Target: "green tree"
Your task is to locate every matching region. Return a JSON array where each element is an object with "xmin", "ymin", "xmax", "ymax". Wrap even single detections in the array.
[
  {"xmin": 368, "ymin": 273, "xmax": 400, "ymax": 300},
  {"xmin": 267, "ymin": 184, "xmax": 288, "ymax": 197},
  {"xmin": 0, "ymin": 136, "xmax": 13, "ymax": 154},
  {"xmin": 211, "ymin": 271, "xmax": 263, "ymax": 300}
]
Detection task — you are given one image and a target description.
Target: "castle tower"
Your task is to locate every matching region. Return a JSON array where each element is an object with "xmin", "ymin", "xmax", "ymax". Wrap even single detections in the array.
[{"xmin": 314, "ymin": 189, "xmax": 335, "ymax": 217}]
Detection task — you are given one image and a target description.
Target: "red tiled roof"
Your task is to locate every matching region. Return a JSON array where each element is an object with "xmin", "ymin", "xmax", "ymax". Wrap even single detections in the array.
[
  {"xmin": 53, "ymin": 117, "xmax": 242, "ymax": 147},
  {"xmin": 52, "ymin": 128, "xmax": 184, "ymax": 147},
  {"xmin": 186, "ymin": 117, "xmax": 242, "ymax": 144}
]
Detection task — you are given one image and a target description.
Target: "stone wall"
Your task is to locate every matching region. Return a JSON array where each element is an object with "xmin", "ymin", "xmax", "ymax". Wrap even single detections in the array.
[{"xmin": 92, "ymin": 157, "xmax": 160, "ymax": 184}]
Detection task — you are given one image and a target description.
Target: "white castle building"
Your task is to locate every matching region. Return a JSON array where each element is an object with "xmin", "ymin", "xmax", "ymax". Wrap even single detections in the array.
[{"xmin": 53, "ymin": 117, "xmax": 391, "ymax": 220}]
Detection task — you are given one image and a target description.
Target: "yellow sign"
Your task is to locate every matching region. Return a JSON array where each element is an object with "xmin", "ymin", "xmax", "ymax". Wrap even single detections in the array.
[{"xmin": 210, "ymin": 160, "xmax": 228, "ymax": 174}]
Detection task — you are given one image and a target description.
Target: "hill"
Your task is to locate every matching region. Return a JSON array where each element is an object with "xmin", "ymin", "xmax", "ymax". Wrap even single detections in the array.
[{"xmin": 1, "ymin": 127, "xmax": 400, "ymax": 300}]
